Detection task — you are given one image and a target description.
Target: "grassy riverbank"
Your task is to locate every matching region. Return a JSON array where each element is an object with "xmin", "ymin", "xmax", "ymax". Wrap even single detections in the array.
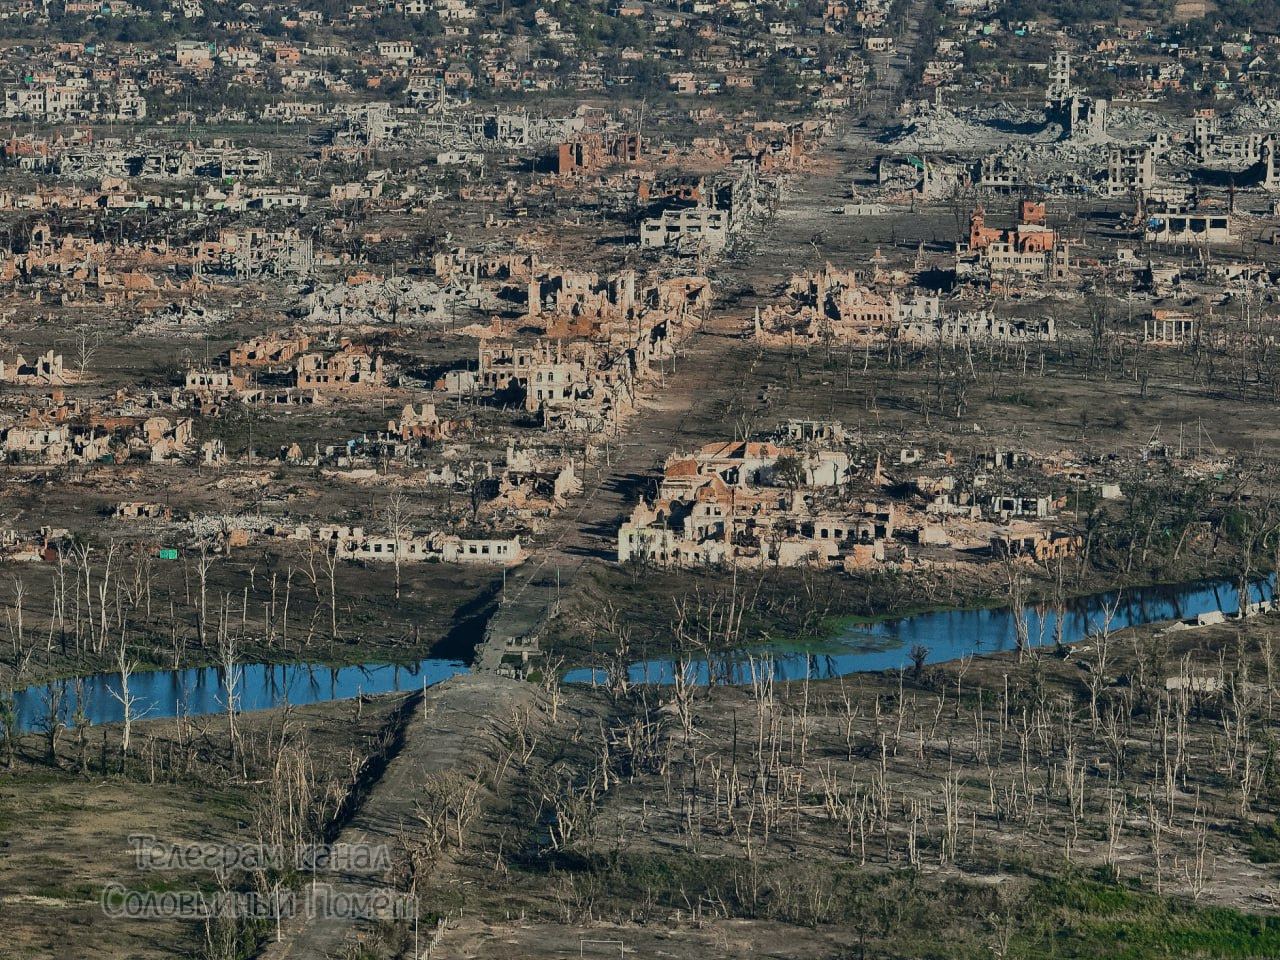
[{"xmin": 541, "ymin": 557, "xmax": 1259, "ymax": 668}]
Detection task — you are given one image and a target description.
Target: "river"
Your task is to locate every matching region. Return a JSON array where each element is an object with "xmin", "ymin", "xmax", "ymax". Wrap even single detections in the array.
[
  {"xmin": 12, "ymin": 657, "xmax": 468, "ymax": 734},
  {"xmin": 9, "ymin": 573, "xmax": 1273, "ymax": 732},
  {"xmin": 562, "ymin": 573, "xmax": 1276, "ymax": 686}
]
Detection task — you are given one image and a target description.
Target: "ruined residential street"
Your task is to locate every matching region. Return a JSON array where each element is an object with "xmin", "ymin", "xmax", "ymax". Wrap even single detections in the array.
[{"xmin": 259, "ymin": 107, "xmax": 889, "ymax": 957}]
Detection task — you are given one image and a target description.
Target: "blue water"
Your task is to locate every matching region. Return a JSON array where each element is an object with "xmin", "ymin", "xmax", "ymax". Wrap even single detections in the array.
[
  {"xmin": 12, "ymin": 658, "xmax": 468, "ymax": 733},
  {"xmin": 9, "ymin": 574, "xmax": 1273, "ymax": 731},
  {"xmin": 563, "ymin": 574, "xmax": 1276, "ymax": 686}
]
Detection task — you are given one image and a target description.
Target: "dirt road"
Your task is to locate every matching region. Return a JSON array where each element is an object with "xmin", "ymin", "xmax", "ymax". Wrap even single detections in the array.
[{"xmin": 257, "ymin": 9, "xmax": 937, "ymax": 949}]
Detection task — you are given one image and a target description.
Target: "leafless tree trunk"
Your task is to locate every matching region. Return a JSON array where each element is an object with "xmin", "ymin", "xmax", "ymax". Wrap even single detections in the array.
[
  {"xmin": 195, "ymin": 544, "xmax": 214, "ymax": 647},
  {"xmin": 381, "ymin": 491, "xmax": 415, "ymax": 602},
  {"xmin": 322, "ymin": 543, "xmax": 339, "ymax": 644},
  {"xmin": 109, "ymin": 637, "xmax": 145, "ymax": 771}
]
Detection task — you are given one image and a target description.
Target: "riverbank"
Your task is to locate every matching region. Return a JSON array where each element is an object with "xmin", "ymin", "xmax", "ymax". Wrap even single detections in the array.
[
  {"xmin": 355, "ymin": 611, "xmax": 1280, "ymax": 958},
  {"xmin": 0, "ymin": 554, "xmax": 501, "ymax": 693},
  {"xmin": 542, "ymin": 553, "xmax": 1263, "ymax": 669},
  {"xmin": 9, "ymin": 563, "xmax": 1270, "ymax": 733},
  {"xmin": 562, "ymin": 571, "xmax": 1273, "ymax": 685},
  {"xmin": 0, "ymin": 691, "xmax": 412, "ymax": 960}
]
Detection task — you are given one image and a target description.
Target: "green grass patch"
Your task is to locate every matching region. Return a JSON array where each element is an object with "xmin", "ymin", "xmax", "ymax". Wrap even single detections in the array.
[
  {"xmin": 515, "ymin": 852, "xmax": 1280, "ymax": 959},
  {"xmin": 1028, "ymin": 874, "xmax": 1280, "ymax": 958},
  {"xmin": 1243, "ymin": 817, "xmax": 1280, "ymax": 864}
]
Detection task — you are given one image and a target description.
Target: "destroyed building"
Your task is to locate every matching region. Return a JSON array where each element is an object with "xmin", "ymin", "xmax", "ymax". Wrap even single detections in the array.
[{"xmin": 295, "ymin": 341, "xmax": 386, "ymax": 392}]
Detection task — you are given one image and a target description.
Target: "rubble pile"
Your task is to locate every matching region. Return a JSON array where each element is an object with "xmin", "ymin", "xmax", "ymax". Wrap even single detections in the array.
[
  {"xmin": 302, "ymin": 276, "xmax": 449, "ymax": 326},
  {"xmin": 886, "ymin": 103, "xmax": 1061, "ymax": 152}
]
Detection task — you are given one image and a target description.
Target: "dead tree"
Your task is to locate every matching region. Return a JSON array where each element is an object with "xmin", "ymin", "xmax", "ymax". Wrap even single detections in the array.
[
  {"xmin": 108, "ymin": 638, "xmax": 146, "ymax": 772},
  {"xmin": 381, "ymin": 491, "xmax": 415, "ymax": 602}
]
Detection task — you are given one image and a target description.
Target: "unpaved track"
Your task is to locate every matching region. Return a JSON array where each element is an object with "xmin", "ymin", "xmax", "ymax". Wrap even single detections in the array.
[
  {"xmin": 256, "ymin": 17, "xmax": 934, "ymax": 947},
  {"xmin": 259, "ymin": 673, "xmax": 536, "ymax": 959},
  {"xmin": 256, "ymin": 182, "xmax": 833, "ymax": 957}
]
